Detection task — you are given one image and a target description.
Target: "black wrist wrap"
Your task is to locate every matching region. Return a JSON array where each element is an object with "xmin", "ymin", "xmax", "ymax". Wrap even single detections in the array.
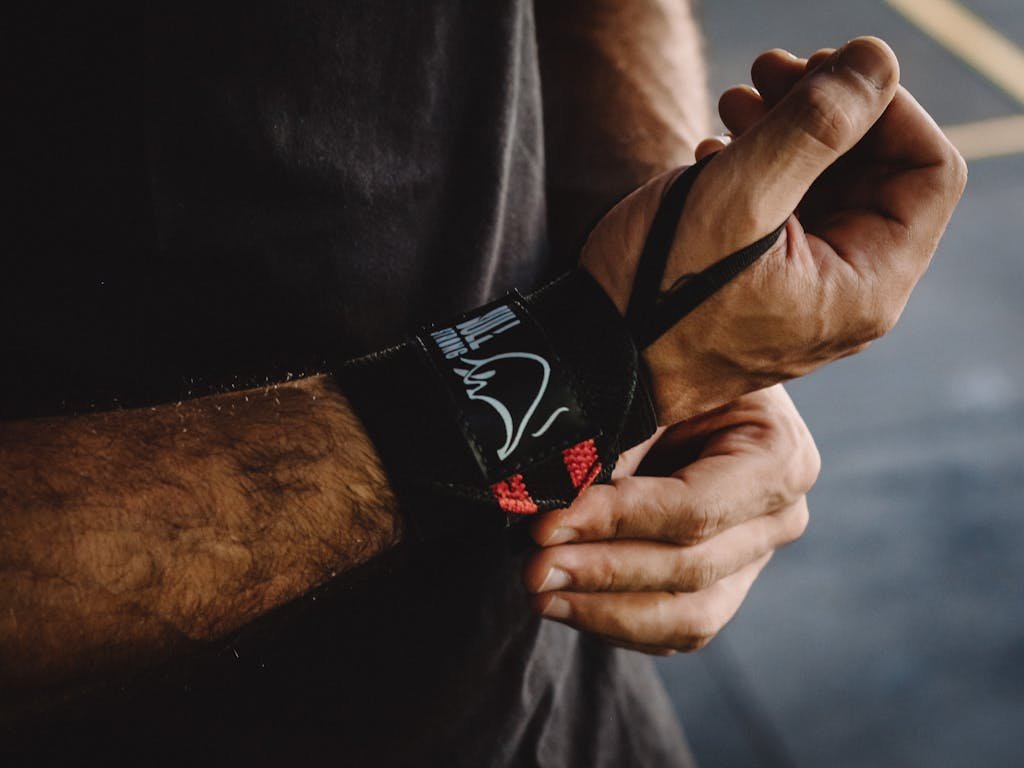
[
  {"xmin": 341, "ymin": 155, "xmax": 784, "ymax": 534},
  {"xmin": 342, "ymin": 270, "xmax": 657, "ymax": 530}
]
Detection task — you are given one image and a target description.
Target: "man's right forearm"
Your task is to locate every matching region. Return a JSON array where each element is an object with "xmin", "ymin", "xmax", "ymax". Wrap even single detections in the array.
[
  {"xmin": 537, "ymin": 0, "xmax": 710, "ymax": 260},
  {"xmin": 0, "ymin": 373, "xmax": 400, "ymax": 713}
]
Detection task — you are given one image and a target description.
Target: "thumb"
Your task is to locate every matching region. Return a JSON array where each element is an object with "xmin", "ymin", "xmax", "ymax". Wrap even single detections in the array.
[{"xmin": 699, "ymin": 37, "xmax": 900, "ymax": 246}]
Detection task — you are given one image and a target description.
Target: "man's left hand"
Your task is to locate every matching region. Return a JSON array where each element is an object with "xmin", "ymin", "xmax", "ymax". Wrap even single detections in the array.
[{"xmin": 523, "ymin": 385, "xmax": 819, "ymax": 655}]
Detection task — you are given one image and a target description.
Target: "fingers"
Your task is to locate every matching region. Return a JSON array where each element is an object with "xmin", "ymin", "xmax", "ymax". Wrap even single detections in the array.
[
  {"xmin": 718, "ymin": 85, "xmax": 765, "ymax": 135},
  {"xmin": 525, "ymin": 390, "xmax": 818, "ymax": 655},
  {"xmin": 710, "ymin": 39, "xmax": 964, "ymax": 333},
  {"xmin": 718, "ymin": 47, "xmax": 837, "ymax": 137},
  {"xmin": 531, "ymin": 554, "xmax": 772, "ymax": 651},
  {"xmin": 750, "ymin": 49, "xmax": 805, "ymax": 107},
  {"xmin": 532, "ymin": 386, "xmax": 818, "ymax": 547},
  {"xmin": 806, "ymin": 47, "xmax": 836, "ymax": 72},
  {"xmin": 712, "ymin": 48, "xmax": 835, "ymax": 162},
  {"xmin": 704, "ymin": 37, "xmax": 900, "ymax": 240},
  {"xmin": 802, "ymin": 84, "xmax": 966, "ymax": 294},
  {"xmin": 524, "ymin": 498, "xmax": 808, "ymax": 594},
  {"xmin": 862, "ymin": 85, "xmax": 968, "ymax": 227},
  {"xmin": 720, "ymin": 48, "xmax": 813, "ymax": 139},
  {"xmin": 694, "ymin": 135, "xmax": 731, "ymax": 161},
  {"xmin": 531, "ymin": 450, "xmax": 802, "ymax": 547}
]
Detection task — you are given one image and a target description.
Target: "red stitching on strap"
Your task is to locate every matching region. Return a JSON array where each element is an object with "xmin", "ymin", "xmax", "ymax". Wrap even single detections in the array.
[
  {"xmin": 491, "ymin": 474, "xmax": 539, "ymax": 515},
  {"xmin": 563, "ymin": 438, "xmax": 601, "ymax": 491}
]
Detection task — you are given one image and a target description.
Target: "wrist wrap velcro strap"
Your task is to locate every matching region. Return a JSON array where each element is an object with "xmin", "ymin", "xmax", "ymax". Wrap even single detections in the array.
[{"xmin": 341, "ymin": 270, "xmax": 656, "ymax": 532}]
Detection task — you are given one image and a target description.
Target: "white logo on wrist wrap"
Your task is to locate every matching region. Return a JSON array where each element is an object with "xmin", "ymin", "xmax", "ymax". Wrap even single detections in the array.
[
  {"xmin": 424, "ymin": 298, "xmax": 587, "ymax": 476},
  {"xmin": 453, "ymin": 353, "xmax": 569, "ymax": 461}
]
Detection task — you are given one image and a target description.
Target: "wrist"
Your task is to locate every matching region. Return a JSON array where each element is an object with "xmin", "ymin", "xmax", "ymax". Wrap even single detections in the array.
[
  {"xmin": 339, "ymin": 271, "xmax": 656, "ymax": 533},
  {"xmin": 641, "ymin": 334, "xmax": 751, "ymax": 425},
  {"xmin": 300, "ymin": 375, "xmax": 404, "ymax": 556},
  {"xmin": 578, "ymin": 170, "xmax": 682, "ymax": 315},
  {"xmin": 580, "ymin": 158, "xmax": 785, "ymax": 425}
]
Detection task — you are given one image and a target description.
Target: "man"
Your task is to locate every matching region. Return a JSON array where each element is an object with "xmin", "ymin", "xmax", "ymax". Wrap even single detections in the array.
[{"xmin": 1, "ymin": 2, "xmax": 964, "ymax": 765}]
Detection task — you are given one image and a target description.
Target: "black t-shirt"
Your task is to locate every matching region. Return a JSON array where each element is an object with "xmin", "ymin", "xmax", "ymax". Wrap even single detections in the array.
[{"xmin": 5, "ymin": 3, "xmax": 693, "ymax": 765}]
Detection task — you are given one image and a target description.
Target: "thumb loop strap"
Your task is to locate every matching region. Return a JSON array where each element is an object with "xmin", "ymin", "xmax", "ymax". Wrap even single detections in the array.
[{"xmin": 625, "ymin": 153, "xmax": 787, "ymax": 349}]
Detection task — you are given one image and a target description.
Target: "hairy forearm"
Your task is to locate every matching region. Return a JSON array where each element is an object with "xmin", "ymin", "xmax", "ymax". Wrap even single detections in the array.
[
  {"xmin": 536, "ymin": 0, "xmax": 711, "ymax": 258},
  {"xmin": 0, "ymin": 374, "xmax": 399, "ymax": 704}
]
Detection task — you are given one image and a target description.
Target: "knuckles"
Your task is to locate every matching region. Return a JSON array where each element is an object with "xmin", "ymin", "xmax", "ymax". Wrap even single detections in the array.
[
  {"xmin": 590, "ymin": 550, "xmax": 620, "ymax": 592},
  {"xmin": 668, "ymin": 611, "xmax": 721, "ymax": 652},
  {"xmin": 862, "ymin": 308, "xmax": 901, "ymax": 344},
  {"xmin": 673, "ymin": 553, "xmax": 717, "ymax": 593},
  {"xmin": 675, "ymin": 488, "xmax": 731, "ymax": 546},
  {"xmin": 790, "ymin": 416, "xmax": 822, "ymax": 495},
  {"xmin": 756, "ymin": 386, "xmax": 822, "ymax": 497},
  {"xmin": 794, "ymin": 81, "xmax": 853, "ymax": 156},
  {"xmin": 949, "ymin": 147, "xmax": 969, "ymax": 200},
  {"xmin": 844, "ymin": 295, "xmax": 902, "ymax": 352},
  {"xmin": 781, "ymin": 500, "xmax": 811, "ymax": 543}
]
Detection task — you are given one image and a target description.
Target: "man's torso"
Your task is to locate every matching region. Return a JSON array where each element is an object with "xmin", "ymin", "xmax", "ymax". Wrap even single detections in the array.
[{"xmin": 4, "ymin": 4, "xmax": 690, "ymax": 765}]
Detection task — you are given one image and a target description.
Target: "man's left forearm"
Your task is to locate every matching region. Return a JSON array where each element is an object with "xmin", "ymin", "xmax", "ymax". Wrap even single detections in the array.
[{"xmin": 536, "ymin": 0, "xmax": 710, "ymax": 261}]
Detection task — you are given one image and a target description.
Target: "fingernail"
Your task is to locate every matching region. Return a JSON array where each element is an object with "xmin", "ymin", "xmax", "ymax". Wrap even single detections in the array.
[
  {"xmin": 837, "ymin": 38, "xmax": 889, "ymax": 89},
  {"xmin": 541, "ymin": 595, "xmax": 571, "ymax": 620},
  {"xmin": 538, "ymin": 567, "xmax": 572, "ymax": 593},
  {"xmin": 544, "ymin": 527, "xmax": 579, "ymax": 546}
]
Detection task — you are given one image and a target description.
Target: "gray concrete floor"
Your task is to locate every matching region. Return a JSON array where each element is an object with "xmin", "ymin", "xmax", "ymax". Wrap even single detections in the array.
[{"xmin": 655, "ymin": 2, "xmax": 1024, "ymax": 766}]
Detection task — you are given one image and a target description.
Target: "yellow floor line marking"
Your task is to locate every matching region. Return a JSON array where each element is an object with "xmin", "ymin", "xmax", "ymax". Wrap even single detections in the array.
[
  {"xmin": 885, "ymin": 0, "xmax": 1024, "ymax": 106},
  {"xmin": 942, "ymin": 114, "xmax": 1024, "ymax": 159}
]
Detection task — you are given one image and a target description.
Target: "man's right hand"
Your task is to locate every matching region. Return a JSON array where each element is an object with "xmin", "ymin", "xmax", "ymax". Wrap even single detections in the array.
[{"xmin": 580, "ymin": 36, "xmax": 967, "ymax": 425}]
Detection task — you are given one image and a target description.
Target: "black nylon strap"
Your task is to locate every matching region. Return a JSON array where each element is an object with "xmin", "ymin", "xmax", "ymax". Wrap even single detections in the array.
[{"xmin": 625, "ymin": 154, "xmax": 786, "ymax": 349}]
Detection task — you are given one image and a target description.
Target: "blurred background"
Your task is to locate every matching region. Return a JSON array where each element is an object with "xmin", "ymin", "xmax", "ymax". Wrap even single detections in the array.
[{"xmin": 656, "ymin": 1, "xmax": 1024, "ymax": 766}]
